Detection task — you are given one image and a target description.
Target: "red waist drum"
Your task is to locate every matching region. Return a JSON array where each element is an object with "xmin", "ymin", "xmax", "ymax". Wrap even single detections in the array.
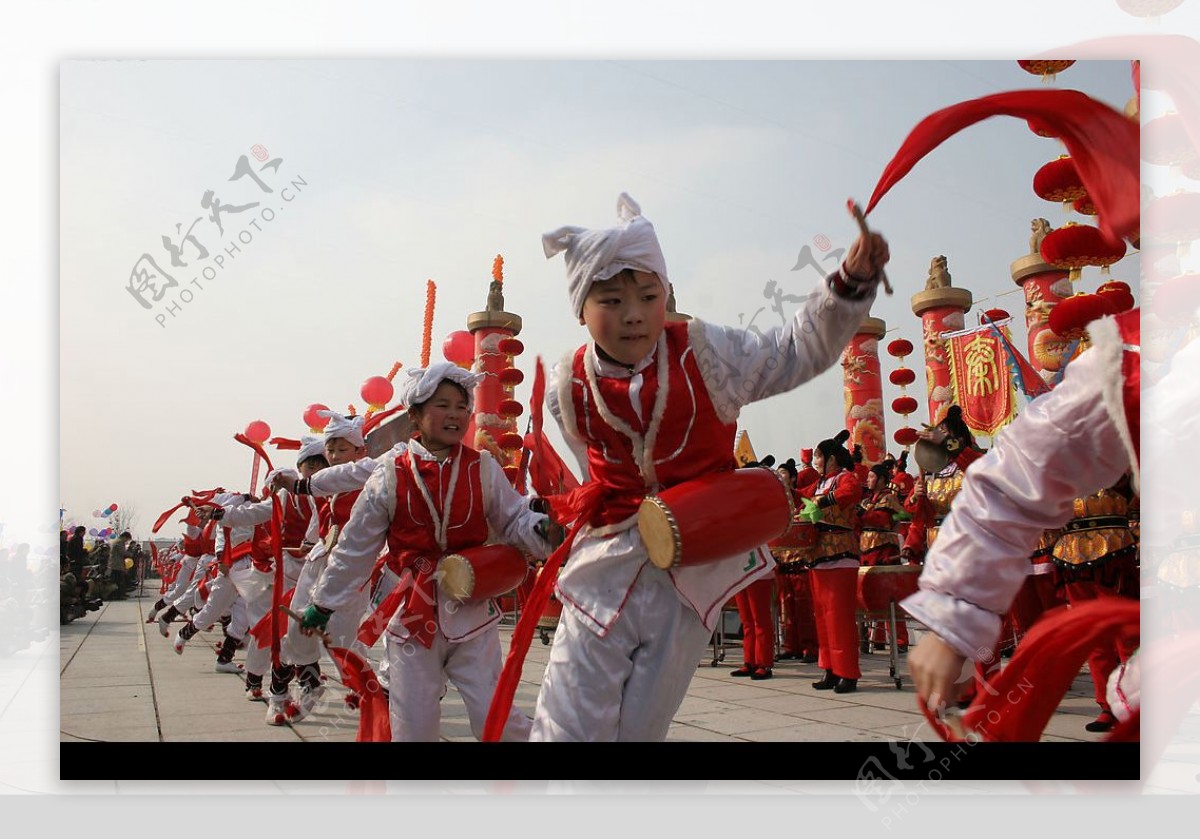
[
  {"xmin": 769, "ymin": 520, "xmax": 818, "ymax": 551},
  {"xmin": 638, "ymin": 467, "xmax": 795, "ymax": 570},
  {"xmin": 856, "ymin": 565, "xmax": 921, "ymax": 613},
  {"xmin": 437, "ymin": 545, "xmax": 530, "ymax": 603}
]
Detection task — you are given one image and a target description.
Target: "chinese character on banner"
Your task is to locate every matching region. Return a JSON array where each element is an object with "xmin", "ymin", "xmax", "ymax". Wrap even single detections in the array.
[{"xmin": 946, "ymin": 326, "xmax": 1017, "ymax": 436}]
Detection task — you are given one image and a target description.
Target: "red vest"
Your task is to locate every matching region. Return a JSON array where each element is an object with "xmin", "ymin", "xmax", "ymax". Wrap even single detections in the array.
[
  {"xmin": 316, "ymin": 489, "xmax": 362, "ymax": 539},
  {"xmin": 385, "ymin": 445, "xmax": 490, "ymax": 647},
  {"xmin": 182, "ymin": 519, "xmax": 216, "ymax": 557},
  {"xmin": 566, "ymin": 321, "xmax": 737, "ymax": 526},
  {"xmin": 281, "ymin": 493, "xmax": 314, "ymax": 556}
]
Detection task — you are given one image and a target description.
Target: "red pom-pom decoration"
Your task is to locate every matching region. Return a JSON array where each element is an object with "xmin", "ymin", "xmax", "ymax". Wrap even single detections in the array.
[{"xmin": 244, "ymin": 420, "xmax": 272, "ymax": 444}]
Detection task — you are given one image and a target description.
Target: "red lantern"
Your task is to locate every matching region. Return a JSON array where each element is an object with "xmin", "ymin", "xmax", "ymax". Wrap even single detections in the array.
[
  {"xmin": 303, "ymin": 403, "xmax": 330, "ymax": 433},
  {"xmin": 498, "ymin": 399, "xmax": 524, "ymax": 418},
  {"xmin": 245, "ymin": 420, "xmax": 271, "ymax": 443},
  {"xmin": 1142, "ymin": 114, "xmax": 1198, "ymax": 167},
  {"xmin": 1033, "ymin": 157, "xmax": 1086, "ymax": 205},
  {"xmin": 888, "ymin": 368, "xmax": 916, "ymax": 387},
  {"xmin": 498, "ymin": 367, "xmax": 524, "ymax": 387},
  {"xmin": 1072, "ymin": 195, "xmax": 1098, "ymax": 216},
  {"xmin": 887, "ymin": 338, "xmax": 913, "ymax": 358},
  {"xmin": 983, "ymin": 308, "xmax": 1010, "ymax": 323},
  {"xmin": 442, "ymin": 330, "xmax": 475, "ymax": 367},
  {"xmin": 1144, "ymin": 192, "xmax": 1200, "ymax": 245},
  {"xmin": 497, "ymin": 338, "xmax": 524, "ymax": 356},
  {"xmin": 1116, "ymin": 0, "xmax": 1184, "ymax": 18},
  {"xmin": 893, "ymin": 428, "xmax": 920, "ymax": 447},
  {"xmin": 499, "ymin": 432, "xmax": 524, "ymax": 450},
  {"xmin": 1048, "ymin": 294, "xmax": 1117, "ymax": 341},
  {"xmin": 1096, "ymin": 281, "xmax": 1136, "ymax": 313},
  {"xmin": 891, "ymin": 396, "xmax": 919, "ymax": 416},
  {"xmin": 1151, "ymin": 273, "xmax": 1200, "ymax": 322},
  {"xmin": 360, "ymin": 376, "xmax": 394, "ymax": 409},
  {"xmin": 1040, "ymin": 223, "xmax": 1128, "ymax": 281},
  {"xmin": 1017, "ymin": 59, "xmax": 1075, "ymax": 81}
]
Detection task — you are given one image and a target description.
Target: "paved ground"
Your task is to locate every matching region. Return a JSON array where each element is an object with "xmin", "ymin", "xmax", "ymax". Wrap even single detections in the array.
[{"xmin": 59, "ymin": 586, "xmax": 1109, "ymax": 744}]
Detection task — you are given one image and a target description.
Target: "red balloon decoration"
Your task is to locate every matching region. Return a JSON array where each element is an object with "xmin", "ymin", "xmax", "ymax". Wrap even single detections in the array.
[
  {"xmin": 893, "ymin": 428, "xmax": 920, "ymax": 447},
  {"xmin": 889, "ymin": 368, "xmax": 916, "ymax": 387},
  {"xmin": 443, "ymin": 330, "xmax": 476, "ymax": 367},
  {"xmin": 887, "ymin": 338, "xmax": 913, "ymax": 358},
  {"xmin": 110, "ymin": 503, "xmax": 119, "ymax": 512},
  {"xmin": 303, "ymin": 403, "xmax": 331, "ymax": 433},
  {"xmin": 1040, "ymin": 223, "xmax": 1127, "ymax": 282},
  {"xmin": 891, "ymin": 396, "xmax": 919, "ymax": 416},
  {"xmin": 361, "ymin": 376, "xmax": 394, "ymax": 409},
  {"xmin": 245, "ymin": 420, "xmax": 272, "ymax": 443}
]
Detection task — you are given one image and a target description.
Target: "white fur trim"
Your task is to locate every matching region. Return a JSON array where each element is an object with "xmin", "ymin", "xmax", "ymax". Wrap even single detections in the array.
[
  {"xmin": 554, "ymin": 352, "xmax": 584, "ymax": 447},
  {"xmin": 686, "ymin": 317, "xmax": 740, "ymax": 426},
  {"xmin": 1089, "ymin": 315, "xmax": 1139, "ymax": 492}
]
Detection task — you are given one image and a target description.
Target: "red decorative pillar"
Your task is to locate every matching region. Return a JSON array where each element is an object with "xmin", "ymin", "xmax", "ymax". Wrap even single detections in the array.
[
  {"xmin": 466, "ymin": 257, "xmax": 526, "ymax": 487},
  {"xmin": 1010, "ymin": 250, "xmax": 1073, "ymax": 383},
  {"xmin": 911, "ymin": 286, "xmax": 973, "ymax": 424},
  {"xmin": 842, "ymin": 316, "xmax": 887, "ymax": 466}
]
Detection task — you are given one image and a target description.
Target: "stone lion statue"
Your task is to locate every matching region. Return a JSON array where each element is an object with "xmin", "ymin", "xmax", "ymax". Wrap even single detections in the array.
[
  {"xmin": 925, "ymin": 255, "xmax": 951, "ymax": 291},
  {"xmin": 1030, "ymin": 218, "xmax": 1053, "ymax": 255},
  {"xmin": 486, "ymin": 279, "xmax": 505, "ymax": 312}
]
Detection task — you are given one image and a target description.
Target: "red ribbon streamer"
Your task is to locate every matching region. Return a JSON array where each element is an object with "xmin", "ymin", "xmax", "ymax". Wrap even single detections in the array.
[{"xmin": 864, "ymin": 89, "xmax": 1139, "ymax": 245}]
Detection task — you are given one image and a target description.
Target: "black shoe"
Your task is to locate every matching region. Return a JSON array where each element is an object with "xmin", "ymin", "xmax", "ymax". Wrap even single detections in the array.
[
  {"xmin": 860, "ymin": 641, "xmax": 871, "ymax": 654},
  {"xmin": 750, "ymin": 667, "xmax": 774, "ymax": 681},
  {"xmin": 812, "ymin": 670, "xmax": 838, "ymax": 690},
  {"xmin": 897, "ymin": 645, "xmax": 909, "ymax": 655},
  {"xmin": 801, "ymin": 653, "xmax": 819, "ymax": 664},
  {"xmin": 834, "ymin": 677, "xmax": 858, "ymax": 694},
  {"xmin": 873, "ymin": 642, "xmax": 887, "ymax": 651},
  {"xmin": 1085, "ymin": 711, "xmax": 1117, "ymax": 732},
  {"xmin": 730, "ymin": 665, "xmax": 755, "ymax": 677}
]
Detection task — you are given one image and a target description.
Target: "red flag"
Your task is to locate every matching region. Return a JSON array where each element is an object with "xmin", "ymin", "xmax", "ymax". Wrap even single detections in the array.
[
  {"xmin": 523, "ymin": 358, "xmax": 581, "ymax": 496},
  {"xmin": 327, "ymin": 647, "xmax": 390, "ymax": 742},
  {"xmin": 865, "ymin": 89, "xmax": 1139, "ymax": 245},
  {"xmin": 946, "ymin": 327, "xmax": 1018, "ymax": 436}
]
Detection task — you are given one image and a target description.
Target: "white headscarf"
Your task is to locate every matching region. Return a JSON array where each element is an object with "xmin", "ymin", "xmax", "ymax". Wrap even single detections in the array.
[
  {"xmin": 296, "ymin": 434, "xmax": 326, "ymax": 465},
  {"xmin": 398, "ymin": 361, "xmax": 485, "ymax": 412},
  {"xmin": 542, "ymin": 193, "xmax": 670, "ymax": 317},
  {"xmin": 318, "ymin": 410, "xmax": 365, "ymax": 448}
]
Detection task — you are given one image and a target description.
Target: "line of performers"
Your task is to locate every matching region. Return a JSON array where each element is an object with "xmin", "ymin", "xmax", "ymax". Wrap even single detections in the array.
[{"xmin": 739, "ymin": 403, "xmax": 1139, "ymax": 732}]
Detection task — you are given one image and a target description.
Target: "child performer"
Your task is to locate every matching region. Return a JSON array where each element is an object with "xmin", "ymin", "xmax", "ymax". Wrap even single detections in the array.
[
  {"xmin": 529, "ymin": 193, "xmax": 887, "ymax": 740},
  {"xmin": 303, "ymin": 363, "xmax": 554, "ymax": 741}
]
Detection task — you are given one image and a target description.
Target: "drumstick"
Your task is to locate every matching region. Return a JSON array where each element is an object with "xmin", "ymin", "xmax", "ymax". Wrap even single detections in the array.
[
  {"xmin": 280, "ymin": 605, "xmax": 333, "ymax": 645},
  {"xmin": 846, "ymin": 199, "xmax": 894, "ymax": 295}
]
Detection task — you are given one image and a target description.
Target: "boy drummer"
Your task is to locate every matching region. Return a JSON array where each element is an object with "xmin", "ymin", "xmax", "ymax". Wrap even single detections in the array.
[{"xmin": 529, "ymin": 193, "xmax": 888, "ymax": 740}]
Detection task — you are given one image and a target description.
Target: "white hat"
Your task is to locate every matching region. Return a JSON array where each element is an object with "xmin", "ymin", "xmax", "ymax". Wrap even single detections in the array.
[
  {"xmin": 296, "ymin": 434, "xmax": 326, "ymax": 465},
  {"xmin": 318, "ymin": 410, "xmax": 365, "ymax": 448},
  {"xmin": 542, "ymin": 193, "xmax": 670, "ymax": 317},
  {"xmin": 398, "ymin": 361, "xmax": 485, "ymax": 413}
]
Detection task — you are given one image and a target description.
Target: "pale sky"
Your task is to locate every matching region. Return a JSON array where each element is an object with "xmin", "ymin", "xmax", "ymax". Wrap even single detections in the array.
[{"xmin": 59, "ymin": 59, "xmax": 1139, "ymax": 538}]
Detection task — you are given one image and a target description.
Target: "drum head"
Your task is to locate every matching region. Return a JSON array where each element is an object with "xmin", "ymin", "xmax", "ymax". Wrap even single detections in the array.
[
  {"xmin": 437, "ymin": 554, "xmax": 475, "ymax": 602},
  {"xmin": 914, "ymin": 439, "xmax": 952, "ymax": 474},
  {"xmin": 637, "ymin": 497, "xmax": 680, "ymax": 570}
]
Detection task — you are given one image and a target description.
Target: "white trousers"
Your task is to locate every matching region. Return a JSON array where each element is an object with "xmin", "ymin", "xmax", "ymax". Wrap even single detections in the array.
[
  {"xmin": 172, "ymin": 554, "xmax": 216, "ymax": 611},
  {"xmin": 288, "ymin": 553, "xmax": 372, "ymax": 677},
  {"xmin": 530, "ymin": 567, "xmax": 711, "ymax": 742},
  {"xmin": 385, "ymin": 629, "xmax": 531, "ymax": 742},
  {"xmin": 191, "ymin": 572, "xmax": 239, "ymax": 632},
  {"xmin": 229, "ymin": 564, "xmax": 273, "ymax": 677},
  {"xmin": 162, "ymin": 555, "xmax": 198, "ymax": 605}
]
